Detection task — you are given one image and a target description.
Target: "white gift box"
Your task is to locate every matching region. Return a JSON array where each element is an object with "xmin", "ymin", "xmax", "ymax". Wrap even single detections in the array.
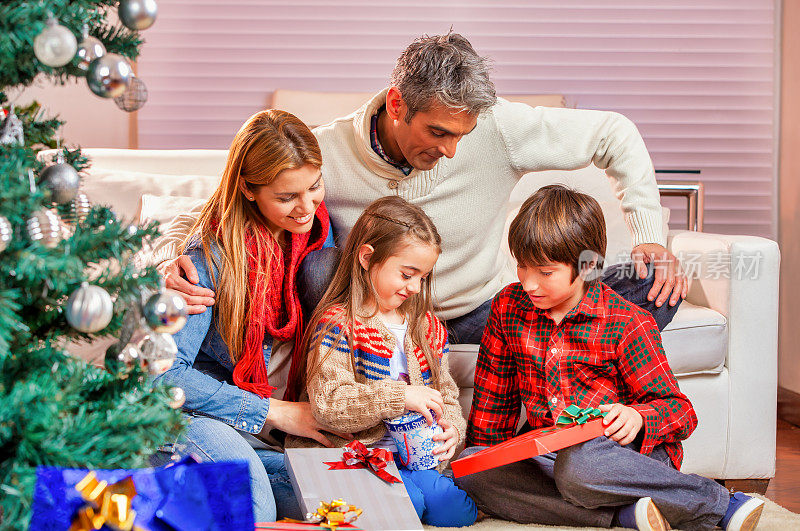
[{"xmin": 284, "ymin": 447, "xmax": 423, "ymax": 531}]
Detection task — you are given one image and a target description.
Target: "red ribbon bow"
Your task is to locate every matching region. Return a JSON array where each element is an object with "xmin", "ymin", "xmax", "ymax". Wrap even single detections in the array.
[{"xmin": 323, "ymin": 441, "xmax": 401, "ymax": 484}]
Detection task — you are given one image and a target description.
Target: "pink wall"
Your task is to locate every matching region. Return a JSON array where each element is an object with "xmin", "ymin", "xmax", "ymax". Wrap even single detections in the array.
[
  {"xmin": 9, "ymin": 78, "xmax": 131, "ymax": 149},
  {"xmin": 135, "ymin": 0, "xmax": 778, "ymax": 239}
]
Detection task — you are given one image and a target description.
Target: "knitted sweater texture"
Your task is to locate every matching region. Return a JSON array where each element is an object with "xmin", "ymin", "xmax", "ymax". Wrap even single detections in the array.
[
  {"xmin": 152, "ymin": 89, "xmax": 664, "ymax": 320},
  {"xmin": 286, "ymin": 307, "xmax": 465, "ymax": 470}
]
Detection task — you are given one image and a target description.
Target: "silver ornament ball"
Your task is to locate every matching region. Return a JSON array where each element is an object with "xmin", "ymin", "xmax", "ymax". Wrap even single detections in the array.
[
  {"xmin": 143, "ymin": 289, "xmax": 187, "ymax": 334},
  {"xmin": 168, "ymin": 387, "xmax": 186, "ymax": 409},
  {"xmin": 114, "ymin": 76, "xmax": 148, "ymax": 112},
  {"xmin": 75, "ymin": 34, "xmax": 106, "ymax": 74},
  {"xmin": 86, "ymin": 53, "xmax": 133, "ymax": 98},
  {"xmin": 65, "ymin": 282, "xmax": 114, "ymax": 333},
  {"xmin": 27, "ymin": 208, "xmax": 63, "ymax": 248},
  {"xmin": 117, "ymin": 344, "xmax": 142, "ymax": 368},
  {"xmin": 40, "ymin": 161, "xmax": 80, "ymax": 204},
  {"xmin": 106, "ymin": 343, "xmax": 141, "ymax": 374},
  {"xmin": 119, "ymin": 0, "xmax": 158, "ymax": 31},
  {"xmin": 0, "ymin": 216, "xmax": 12, "ymax": 253},
  {"xmin": 33, "ymin": 16, "xmax": 78, "ymax": 67},
  {"xmin": 138, "ymin": 332, "xmax": 178, "ymax": 375}
]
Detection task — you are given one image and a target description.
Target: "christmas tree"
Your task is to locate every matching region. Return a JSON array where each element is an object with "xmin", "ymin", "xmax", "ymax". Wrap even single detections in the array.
[{"xmin": 0, "ymin": 2, "xmax": 185, "ymax": 528}]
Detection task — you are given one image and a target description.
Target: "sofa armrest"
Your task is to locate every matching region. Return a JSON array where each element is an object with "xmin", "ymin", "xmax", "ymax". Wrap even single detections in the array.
[{"xmin": 668, "ymin": 229, "xmax": 780, "ymax": 478}]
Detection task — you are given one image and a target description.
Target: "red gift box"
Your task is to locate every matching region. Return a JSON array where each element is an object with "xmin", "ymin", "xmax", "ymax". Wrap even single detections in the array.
[{"xmin": 451, "ymin": 417, "xmax": 606, "ymax": 478}]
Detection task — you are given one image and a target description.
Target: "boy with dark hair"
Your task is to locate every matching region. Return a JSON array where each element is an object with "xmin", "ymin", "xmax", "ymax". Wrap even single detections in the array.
[{"xmin": 454, "ymin": 185, "xmax": 764, "ymax": 531}]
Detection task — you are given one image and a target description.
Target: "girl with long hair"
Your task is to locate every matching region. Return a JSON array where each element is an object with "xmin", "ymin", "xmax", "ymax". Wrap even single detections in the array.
[
  {"xmin": 156, "ymin": 109, "xmax": 345, "ymax": 522},
  {"xmin": 291, "ymin": 196, "xmax": 477, "ymax": 527}
]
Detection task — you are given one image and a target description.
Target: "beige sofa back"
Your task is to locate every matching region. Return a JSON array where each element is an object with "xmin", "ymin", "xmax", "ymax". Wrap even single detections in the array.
[{"xmin": 270, "ymin": 89, "xmax": 567, "ymax": 128}]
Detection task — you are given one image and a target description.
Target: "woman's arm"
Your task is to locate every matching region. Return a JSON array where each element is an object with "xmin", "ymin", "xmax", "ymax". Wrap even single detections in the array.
[{"xmin": 154, "ymin": 245, "xmax": 271, "ymax": 435}]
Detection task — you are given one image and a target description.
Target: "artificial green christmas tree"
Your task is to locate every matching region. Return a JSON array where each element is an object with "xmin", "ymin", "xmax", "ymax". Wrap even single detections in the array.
[{"xmin": 0, "ymin": 2, "xmax": 184, "ymax": 528}]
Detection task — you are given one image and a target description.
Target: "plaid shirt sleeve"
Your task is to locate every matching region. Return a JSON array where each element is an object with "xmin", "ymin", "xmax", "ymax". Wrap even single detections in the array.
[
  {"xmin": 618, "ymin": 312, "xmax": 698, "ymax": 456},
  {"xmin": 466, "ymin": 293, "xmax": 521, "ymax": 447}
]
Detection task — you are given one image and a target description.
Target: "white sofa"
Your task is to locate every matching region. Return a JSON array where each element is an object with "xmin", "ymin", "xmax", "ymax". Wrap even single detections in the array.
[{"xmin": 52, "ymin": 145, "xmax": 779, "ymax": 488}]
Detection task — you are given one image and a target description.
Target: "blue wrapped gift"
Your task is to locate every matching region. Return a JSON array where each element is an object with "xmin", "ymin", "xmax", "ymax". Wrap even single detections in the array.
[{"xmin": 29, "ymin": 456, "xmax": 254, "ymax": 530}]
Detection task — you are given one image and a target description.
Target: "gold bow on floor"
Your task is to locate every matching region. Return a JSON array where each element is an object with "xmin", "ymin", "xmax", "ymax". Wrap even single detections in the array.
[{"xmin": 282, "ymin": 499, "xmax": 363, "ymax": 531}]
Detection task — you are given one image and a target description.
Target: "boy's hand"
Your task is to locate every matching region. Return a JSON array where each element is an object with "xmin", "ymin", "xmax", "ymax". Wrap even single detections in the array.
[
  {"xmin": 599, "ymin": 403, "xmax": 643, "ymax": 446},
  {"xmin": 432, "ymin": 417, "xmax": 458, "ymax": 462},
  {"xmin": 403, "ymin": 386, "xmax": 444, "ymax": 425}
]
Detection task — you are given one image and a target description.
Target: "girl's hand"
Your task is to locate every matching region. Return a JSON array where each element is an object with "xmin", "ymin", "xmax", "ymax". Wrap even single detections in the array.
[
  {"xmin": 432, "ymin": 417, "xmax": 458, "ymax": 462},
  {"xmin": 598, "ymin": 403, "xmax": 643, "ymax": 446},
  {"xmin": 263, "ymin": 399, "xmax": 352, "ymax": 447},
  {"xmin": 403, "ymin": 386, "xmax": 444, "ymax": 425}
]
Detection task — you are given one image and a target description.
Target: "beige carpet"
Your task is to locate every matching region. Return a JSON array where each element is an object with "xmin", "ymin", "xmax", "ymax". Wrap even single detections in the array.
[{"xmin": 424, "ymin": 495, "xmax": 799, "ymax": 530}]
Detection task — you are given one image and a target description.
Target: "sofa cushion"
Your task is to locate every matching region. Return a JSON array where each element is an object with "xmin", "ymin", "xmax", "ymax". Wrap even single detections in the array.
[
  {"xmin": 39, "ymin": 148, "xmax": 228, "ymax": 177},
  {"xmin": 137, "ymin": 194, "xmax": 206, "ymax": 227},
  {"xmin": 81, "ymin": 169, "xmax": 220, "ymax": 222},
  {"xmin": 661, "ymin": 302, "xmax": 727, "ymax": 376}
]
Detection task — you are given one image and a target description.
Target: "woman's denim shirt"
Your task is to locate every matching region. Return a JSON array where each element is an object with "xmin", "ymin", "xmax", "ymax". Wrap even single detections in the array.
[{"xmin": 155, "ymin": 242, "xmax": 272, "ymax": 435}]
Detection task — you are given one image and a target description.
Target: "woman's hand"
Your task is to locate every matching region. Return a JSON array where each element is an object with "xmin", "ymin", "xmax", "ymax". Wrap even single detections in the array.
[
  {"xmin": 432, "ymin": 417, "xmax": 458, "ymax": 462},
  {"xmin": 599, "ymin": 403, "xmax": 643, "ymax": 446},
  {"xmin": 263, "ymin": 399, "xmax": 351, "ymax": 447},
  {"xmin": 403, "ymin": 386, "xmax": 444, "ymax": 425}
]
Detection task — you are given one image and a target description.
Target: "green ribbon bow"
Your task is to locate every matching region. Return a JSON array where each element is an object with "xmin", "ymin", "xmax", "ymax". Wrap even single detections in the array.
[{"xmin": 555, "ymin": 404, "xmax": 607, "ymax": 426}]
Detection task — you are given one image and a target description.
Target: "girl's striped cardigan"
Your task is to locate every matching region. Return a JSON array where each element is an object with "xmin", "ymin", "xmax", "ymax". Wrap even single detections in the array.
[
  {"xmin": 286, "ymin": 306, "xmax": 466, "ymax": 468},
  {"xmin": 320, "ymin": 307, "xmax": 443, "ymax": 385}
]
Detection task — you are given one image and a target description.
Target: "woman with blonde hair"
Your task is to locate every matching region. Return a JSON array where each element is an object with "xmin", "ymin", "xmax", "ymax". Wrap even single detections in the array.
[{"xmin": 155, "ymin": 109, "xmax": 345, "ymax": 522}]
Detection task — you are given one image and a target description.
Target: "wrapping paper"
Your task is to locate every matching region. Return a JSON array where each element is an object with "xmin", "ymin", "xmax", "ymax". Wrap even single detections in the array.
[
  {"xmin": 451, "ymin": 418, "xmax": 606, "ymax": 478},
  {"xmin": 29, "ymin": 457, "xmax": 254, "ymax": 530},
  {"xmin": 284, "ymin": 448, "xmax": 423, "ymax": 531}
]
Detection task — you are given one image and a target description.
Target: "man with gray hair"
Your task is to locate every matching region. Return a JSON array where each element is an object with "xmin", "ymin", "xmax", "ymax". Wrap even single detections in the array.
[{"xmin": 158, "ymin": 32, "xmax": 686, "ymax": 342}]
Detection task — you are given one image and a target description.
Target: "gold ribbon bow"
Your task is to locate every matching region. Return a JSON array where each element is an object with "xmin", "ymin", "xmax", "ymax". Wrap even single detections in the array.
[
  {"xmin": 69, "ymin": 471, "xmax": 138, "ymax": 531},
  {"xmin": 282, "ymin": 499, "xmax": 363, "ymax": 531}
]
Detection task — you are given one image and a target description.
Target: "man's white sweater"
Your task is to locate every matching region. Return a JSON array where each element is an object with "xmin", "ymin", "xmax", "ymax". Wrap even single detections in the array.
[{"xmin": 154, "ymin": 89, "xmax": 664, "ymax": 321}]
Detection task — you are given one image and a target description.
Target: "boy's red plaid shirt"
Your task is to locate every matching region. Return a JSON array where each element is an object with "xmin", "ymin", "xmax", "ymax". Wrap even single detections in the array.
[{"xmin": 466, "ymin": 281, "xmax": 696, "ymax": 469}]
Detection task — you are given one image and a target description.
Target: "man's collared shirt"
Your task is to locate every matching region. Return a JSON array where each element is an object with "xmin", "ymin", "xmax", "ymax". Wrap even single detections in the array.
[
  {"xmin": 370, "ymin": 108, "xmax": 412, "ymax": 176},
  {"xmin": 467, "ymin": 281, "xmax": 697, "ymax": 470}
]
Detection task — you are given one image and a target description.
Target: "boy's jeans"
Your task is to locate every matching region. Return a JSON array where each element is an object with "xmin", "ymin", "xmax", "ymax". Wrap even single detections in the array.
[
  {"xmin": 454, "ymin": 436, "xmax": 729, "ymax": 530},
  {"xmin": 299, "ymin": 248, "xmax": 680, "ymax": 344}
]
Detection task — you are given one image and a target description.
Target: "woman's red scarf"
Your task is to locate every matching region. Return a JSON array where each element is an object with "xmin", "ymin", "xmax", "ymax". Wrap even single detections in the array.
[{"xmin": 226, "ymin": 202, "xmax": 329, "ymax": 402}]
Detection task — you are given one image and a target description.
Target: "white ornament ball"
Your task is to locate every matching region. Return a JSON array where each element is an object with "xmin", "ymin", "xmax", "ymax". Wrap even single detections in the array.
[
  {"xmin": 119, "ymin": 0, "xmax": 158, "ymax": 31},
  {"xmin": 86, "ymin": 53, "xmax": 133, "ymax": 98},
  {"xmin": 33, "ymin": 16, "xmax": 78, "ymax": 67},
  {"xmin": 65, "ymin": 282, "xmax": 114, "ymax": 333},
  {"xmin": 143, "ymin": 289, "xmax": 188, "ymax": 334},
  {"xmin": 27, "ymin": 208, "xmax": 63, "ymax": 248},
  {"xmin": 40, "ymin": 161, "xmax": 80, "ymax": 204},
  {"xmin": 0, "ymin": 216, "xmax": 12, "ymax": 253},
  {"xmin": 75, "ymin": 34, "xmax": 106, "ymax": 73},
  {"xmin": 139, "ymin": 332, "xmax": 178, "ymax": 375}
]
